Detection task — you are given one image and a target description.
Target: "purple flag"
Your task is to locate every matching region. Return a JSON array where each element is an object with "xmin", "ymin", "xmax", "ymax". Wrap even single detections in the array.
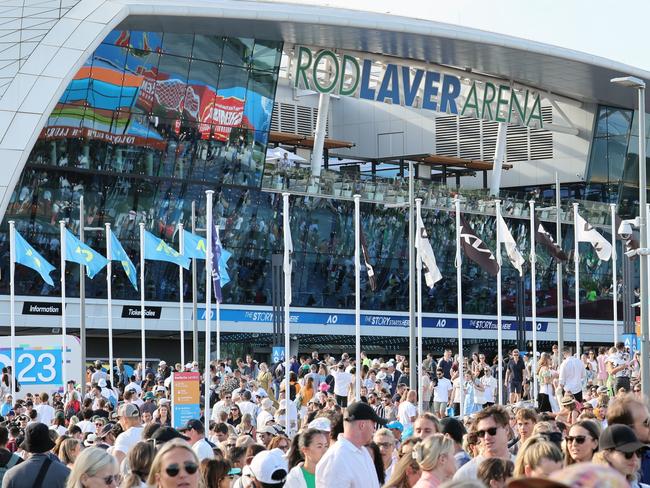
[{"xmin": 212, "ymin": 223, "xmax": 222, "ymax": 303}]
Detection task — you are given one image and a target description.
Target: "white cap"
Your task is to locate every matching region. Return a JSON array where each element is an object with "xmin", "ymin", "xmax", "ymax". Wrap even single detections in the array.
[
  {"xmin": 154, "ymin": 385, "xmax": 167, "ymax": 393},
  {"xmin": 308, "ymin": 417, "xmax": 331, "ymax": 432},
  {"xmin": 249, "ymin": 448, "xmax": 288, "ymax": 484},
  {"xmin": 84, "ymin": 433, "xmax": 98, "ymax": 447},
  {"xmin": 159, "ymin": 360, "xmax": 167, "ymax": 366}
]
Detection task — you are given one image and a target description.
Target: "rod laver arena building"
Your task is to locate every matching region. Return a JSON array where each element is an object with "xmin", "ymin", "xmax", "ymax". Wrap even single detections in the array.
[{"xmin": 0, "ymin": 0, "xmax": 648, "ymax": 364}]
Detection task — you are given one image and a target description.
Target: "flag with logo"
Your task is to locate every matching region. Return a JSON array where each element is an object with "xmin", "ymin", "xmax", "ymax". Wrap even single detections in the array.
[
  {"xmin": 143, "ymin": 230, "xmax": 190, "ymax": 269},
  {"xmin": 534, "ymin": 217, "xmax": 568, "ymax": 261},
  {"xmin": 109, "ymin": 230, "xmax": 137, "ymax": 290},
  {"xmin": 416, "ymin": 209, "xmax": 442, "ymax": 288},
  {"xmin": 359, "ymin": 226, "xmax": 377, "ymax": 291},
  {"xmin": 576, "ymin": 211, "xmax": 612, "ymax": 261},
  {"xmin": 13, "ymin": 230, "xmax": 56, "ymax": 285},
  {"xmin": 496, "ymin": 214, "xmax": 524, "ymax": 275},
  {"xmin": 459, "ymin": 216, "xmax": 499, "ymax": 276},
  {"xmin": 64, "ymin": 229, "xmax": 109, "ymax": 279},
  {"xmin": 182, "ymin": 229, "xmax": 231, "ymax": 286},
  {"xmin": 212, "ymin": 223, "xmax": 223, "ymax": 303}
]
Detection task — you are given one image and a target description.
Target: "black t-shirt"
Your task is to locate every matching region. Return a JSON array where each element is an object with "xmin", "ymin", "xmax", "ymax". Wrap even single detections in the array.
[
  {"xmin": 508, "ymin": 358, "xmax": 525, "ymax": 382},
  {"xmin": 438, "ymin": 358, "xmax": 453, "ymax": 379}
]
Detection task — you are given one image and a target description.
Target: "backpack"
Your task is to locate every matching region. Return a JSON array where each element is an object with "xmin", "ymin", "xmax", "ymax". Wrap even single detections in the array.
[{"xmin": 0, "ymin": 452, "xmax": 21, "ymax": 484}]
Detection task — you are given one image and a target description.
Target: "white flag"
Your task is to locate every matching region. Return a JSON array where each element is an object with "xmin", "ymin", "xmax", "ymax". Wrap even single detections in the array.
[
  {"xmin": 416, "ymin": 210, "xmax": 442, "ymax": 288},
  {"xmin": 497, "ymin": 214, "xmax": 524, "ymax": 275},
  {"xmin": 576, "ymin": 211, "xmax": 612, "ymax": 261},
  {"xmin": 284, "ymin": 214, "xmax": 293, "ymax": 304}
]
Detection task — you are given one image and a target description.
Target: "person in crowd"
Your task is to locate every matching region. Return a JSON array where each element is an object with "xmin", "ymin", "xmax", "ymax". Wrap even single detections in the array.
[
  {"xmin": 477, "ymin": 458, "xmax": 513, "ymax": 488},
  {"xmin": 505, "ymin": 349, "xmax": 527, "ymax": 404},
  {"xmin": 564, "ymin": 419, "xmax": 601, "ymax": 465},
  {"xmin": 316, "ymin": 401, "xmax": 385, "ymax": 487},
  {"xmin": 432, "ymin": 369, "xmax": 453, "ymax": 419},
  {"xmin": 229, "ymin": 404, "xmax": 243, "ymax": 427},
  {"xmin": 147, "ymin": 438, "xmax": 200, "ymax": 488},
  {"xmin": 398, "ymin": 390, "xmax": 418, "ymax": 429},
  {"xmin": 58, "ymin": 438, "xmax": 82, "ymax": 468},
  {"xmin": 559, "ymin": 347, "xmax": 586, "ymax": 402},
  {"xmin": 200, "ymin": 459, "xmax": 232, "ymax": 488},
  {"xmin": 2, "ymin": 423, "xmax": 70, "ymax": 488},
  {"xmin": 121, "ymin": 441, "xmax": 155, "ymax": 488},
  {"xmin": 0, "ymin": 426, "xmax": 21, "ymax": 485},
  {"xmin": 179, "ymin": 420, "xmax": 214, "ymax": 462},
  {"xmin": 454, "ymin": 405, "xmax": 514, "ymax": 480},
  {"xmin": 65, "ymin": 447, "xmax": 118, "ymax": 488},
  {"xmin": 411, "ymin": 434, "xmax": 456, "ymax": 487},
  {"xmin": 439, "ymin": 417, "xmax": 469, "ymax": 467},
  {"xmin": 373, "ymin": 428, "xmax": 397, "ymax": 480},
  {"xmin": 606, "ymin": 342, "xmax": 632, "ymax": 393},
  {"xmin": 594, "ymin": 424, "xmax": 648, "ymax": 487},
  {"xmin": 413, "ymin": 413, "xmax": 439, "ymax": 439},
  {"xmin": 383, "ymin": 449, "xmax": 422, "ymax": 488},
  {"xmin": 512, "ymin": 435, "xmax": 563, "ymax": 478},
  {"xmin": 286, "ymin": 428, "xmax": 328, "ymax": 487},
  {"xmin": 113, "ymin": 404, "xmax": 144, "ymax": 465},
  {"xmin": 512, "ymin": 408, "xmax": 537, "ymax": 454}
]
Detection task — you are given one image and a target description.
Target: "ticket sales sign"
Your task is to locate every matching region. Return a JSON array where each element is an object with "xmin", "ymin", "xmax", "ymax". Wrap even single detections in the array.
[
  {"xmin": 292, "ymin": 46, "xmax": 544, "ymax": 128},
  {"xmin": 172, "ymin": 372, "xmax": 201, "ymax": 429}
]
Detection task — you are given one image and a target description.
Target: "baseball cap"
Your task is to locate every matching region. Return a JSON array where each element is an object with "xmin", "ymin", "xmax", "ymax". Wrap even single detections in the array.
[
  {"xmin": 118, "ymin": 403, "xmax": 140, "ymax": 418},
  {"xmin": 257, "ymin": 425, "xmax": 277, "ymax": 436},
  {"xmin": 84, "ymin": 433, "xmax": 98, "ymax": 447},
  {"xmin": 151, "ymin": 426, "xmax": 189, "ymax": 445},
  {"xmin": 154, "ymin": 385, "xmax": 167, "ymax": 394},
  {"xmin": 249, "ymin": 448, "xmax": 288, "ymax": 485},
  {"xmin": 599, "ymin": 425, "xmax": 649, "ymax": 453},
  {"xmin": 344, "ymin": 401, "xmax": 387, "ymax": 425},
  {"xmin": 386, "ymin": 421, "xmax": 404, "ymax": 432},
  {"xmin": 308, "ymin": 417, "xmax": 332, "ymax": 432},
  {"xmin": 159, "ymin": 360, "xmax": 167, "ymax": 366},
  {"xmin": 179, "ymin": 419, "xmax": 204, "ymax": 433}
]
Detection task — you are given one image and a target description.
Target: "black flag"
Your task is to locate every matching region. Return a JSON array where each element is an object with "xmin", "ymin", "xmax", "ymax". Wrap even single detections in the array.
[
  {"xmin": 359, "ymin": 226, "xmax": 377, "ymax": 291},
  {"xmin": 459, "ymin": 216, "xmax": 499, "ymax": 276},
  {"xmin": 534, "ymin": 217, "xmax": 568, "ymax": 261}
]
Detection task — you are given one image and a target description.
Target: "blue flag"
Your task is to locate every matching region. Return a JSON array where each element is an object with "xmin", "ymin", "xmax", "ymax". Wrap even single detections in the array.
[
  {"xmin": 212, "ymin": 223, "xmax": 222, "ymax": 303},
  {"xmin": 144, "ymin": 230, "xmax": 190, "ymax": 269},
  {"xmin": 64, "ymin": 229, "xmax": 109, "ymax": 279},
  {"xmin": 13, "ymin": 230, "xmax": 56, "ymax": 285},
  {"xmin": 109, "ymin": 230, "xmax": 137, "ymax": 290},
  {"xmin": 182, "ymin": 229, "xmax": 231, "ymax": 287}
]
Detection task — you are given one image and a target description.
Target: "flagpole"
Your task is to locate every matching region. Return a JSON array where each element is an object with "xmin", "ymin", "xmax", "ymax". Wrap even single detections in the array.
[
  {"xmin": 139, "ymin": 223, "xmax": 146, "ymax": 381},
  {"xmin": 573, "ymin": 203, "xmax": 581, "ymax": 355},
  {"xmin": 205, "ymin": 190, "xmax": 214, "ymax": 429},
  {"xmin": 105, "ymin": 223, "xmax": 114, "ymax": 387},
  {"xmin": 191, "ymin": 201, "xmax": 199, "ymax": 363},
  {"xmin": 556, "ymin": 172, "xmax": 564, "ymax": 354},
  {"xmin": 415, "ymin": 198, "xmax": 423, "ymax": 413},
  {"xmin": 9, "ymin": 221, "xmax": 15, "ymax": 398},
  {"xmin": 529, "ymin": 201, "xmax": 538, "ymax": 402},
  {"xmin": 59, "ymin": 220, "xmax": 67, "ymax": 389},
  {"xmin": 179, "ymin": 223, "xmax": 185, "ymax": 366},
  {"xmin": 282, "ymin": 192, "xmax": 291, "ymax": 435},
  {"xmin": 215, "ymin": 225, "xmax": 221, "ymax": 361},
  {"xmin": 495, "ymin": 200, "xmax": 503, "ymax": 405},
  {"xmin": 354, "ymin": 194, "xmax": 361, "ymax": 402},
  {"xmin": 610, "ymin": 204, "xmax": 618, "ymax": 346},
  {"xmin": 454, "ymin": 197, "xmax": 465, "ymax": 414}
]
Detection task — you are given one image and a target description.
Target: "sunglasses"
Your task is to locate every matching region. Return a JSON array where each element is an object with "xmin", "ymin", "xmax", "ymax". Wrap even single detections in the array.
[
  {"xmin": 165, "ymin": 462, "xmax": 199, "ymax": 477},
  {"xmin": 476, "ymin": 427, "xmax": 499, "ymax": 438},
  {"xmin": 623, "ymin": 450, "xmax": 645, "ymax": 460},
  {"xmin": 566, "ymin": 435, "xmax": 587, "ymax": 445}
]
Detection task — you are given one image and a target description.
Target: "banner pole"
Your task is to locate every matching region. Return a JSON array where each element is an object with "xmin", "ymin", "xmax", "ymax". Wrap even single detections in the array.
[
  {"xmin": 179, "ymin": 223, "xmax": 185, "ymax": 366},
  {"xmin": 354, "ymin": 194, "xmax": 361, "ymax": 401},
  {"xmin": 573, "ymin": 203, "xmax": 581, "ymax": 355},
  {"xmin": 106, "ymin": 223, "xmax": 114, "ymax": 387},
  {"xmin": 283, "ymin": 192, "xmax": 291, "ymax": 435},
  {"xmin": 529, "ymin": 201, "xmax": 538, "ymax": 401},
  {"xmin": 415, "ymin": 199, "xmax": 423, "ymax": 413},
  {"xmin": 610, "ymin": 203, "xmax": 618, "ymax": 346},
  {"xmin": 60, "ymin": 220, "xmax": 67, "ymax": 389},
  {"xmin": 139, "ymin": 223, "xmax": 146, "ymax": 381},
  {"xmin": 454, "ymin": 197, "xmax": 464, "ymax": 414},
  {"xmin": 495, "ymin": 200, "xmax": 503, "ymax": 404},
  {"xmin": 9, "ymin": 221, "xmax": 15, "ymax": 398},
  {"xmin": 215, "ymin": 224, "xmax": 221, "ymax": 361},
  {"xmin": 205, "ymin": 190, "xmax": 214, "ymax": 433}
]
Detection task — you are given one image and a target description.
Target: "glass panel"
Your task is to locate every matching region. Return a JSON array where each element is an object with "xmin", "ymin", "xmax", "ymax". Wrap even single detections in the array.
[
  {"xmin": 161, "ymin": 32, "xmax": 194, "ymax": 58},
  {"xmin": 222, "ymin": 37, "xmax": 254, "ymax": 67},
  {"xmin": 252, "ymin": 40, "xmax": 282, "ymax": 72},
  {"xmin": 192, "ymin": 35, "xmax": 224, "ymax": 62}
]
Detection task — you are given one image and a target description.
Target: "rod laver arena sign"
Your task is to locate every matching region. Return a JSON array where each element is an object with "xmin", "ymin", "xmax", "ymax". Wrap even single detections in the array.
[{"xmin": 293, "ymin": 46, "xmax": 544, "ymax": 128}]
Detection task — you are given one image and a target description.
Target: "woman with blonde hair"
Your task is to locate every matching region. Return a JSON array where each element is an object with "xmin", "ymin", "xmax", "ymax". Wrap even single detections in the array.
[
  {"xmin": 121, "ymin": 440, "xmax": 155, "ymax": 488},
  {"xmin": 536, "ymin": 352, "xmax": 557, "ymax": 413},
  {"xmin": 237, "ymin": 413, "xmax": 255, "ymax": 437},
  {"xmin": 411, "ymin": 434, "xmax": 456, "ymax": 487},
  {"xmin": 66, "ymin": 447, "xmax": 119, "ymax": 488},
  {"xmin": 147, "ymin": 438, "xmax": 201, "ymax": 488},
  {"xmin": 512, "ymin": 436, "xmax": 563, "ymax": 478},
  {"xmin": 58, "ymin": 437, "xmax": 81, "ymax": 468},
  {"xmin": 383, "ymin": 450, "xmax": 422, "ymax": 488}
]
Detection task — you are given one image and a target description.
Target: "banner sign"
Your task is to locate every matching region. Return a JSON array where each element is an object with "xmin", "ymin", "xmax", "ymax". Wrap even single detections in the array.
[
  {"xmin": 121, "ymin": 306, "xmax": 162, "ymax": 319},
  {"xmin": 196, "ymin": 308, "xmax": 547, "ymax": 332},
  {"xmin": 172, "ymin": 372, "xmax": 201, "ymax": 429},
  {"xmin": 22, "ymin": 301, "xmax": 62, "ymax": 316},
  {"xmin": 292, "ymin": 46, "xmax": 544, "ymax": 128},
  {"xmin": 271, "ymin": 346, "xmax": 285, "ymax": 363},
  {"xmin": 622, "ymin": 333, "xmax": 641, "ymax": 354}
]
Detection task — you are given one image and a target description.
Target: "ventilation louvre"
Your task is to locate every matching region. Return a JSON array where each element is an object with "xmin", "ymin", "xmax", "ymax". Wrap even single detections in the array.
[{"xmin": 270, "ymin": 102, "xmax": 328, "ymax": 137}]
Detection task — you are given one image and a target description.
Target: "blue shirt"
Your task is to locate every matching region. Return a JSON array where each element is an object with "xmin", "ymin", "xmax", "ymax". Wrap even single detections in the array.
[
  {"xmin": 0, "ymin": 403, "xmax": 11, "ymax": 417},
  {"xmin": 640, "ymin": 450, "xmax": 650, "ymax": 484}
]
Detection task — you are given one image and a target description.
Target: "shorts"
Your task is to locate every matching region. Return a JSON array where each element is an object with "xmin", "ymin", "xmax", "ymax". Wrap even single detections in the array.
[
  {"xmin": 433, "ymin": 401, "xmax": 448, "ymax": 414},
  {"xmin": 509, "ymin": 381, "xmax": 523, "ymax": 395}
]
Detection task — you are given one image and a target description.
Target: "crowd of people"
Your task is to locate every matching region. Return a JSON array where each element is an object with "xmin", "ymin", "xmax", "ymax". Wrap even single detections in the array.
[{"xmin": 0, "ymin": 342, "xmax": 647, "ymax": 488}]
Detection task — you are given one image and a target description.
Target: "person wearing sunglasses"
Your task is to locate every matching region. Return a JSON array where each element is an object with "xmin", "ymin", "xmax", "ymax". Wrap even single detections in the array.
[
  {"xmin": 147, "ymin": 438, "xmax": 200, "ymax": 488},
  {"xmin": 454, "ymin": 405, "xmax": 514, "ymax": 481},
  {"xmin": 594, "ymin": 424, "xmax": 649, "ymax": 487},
  {"xmin": 66, "ymin": 447, "xmax": 120, "ymax": 488},
  {"xmin": 564, "ymin": 419, "xmax": 601, "ymax": 465}
]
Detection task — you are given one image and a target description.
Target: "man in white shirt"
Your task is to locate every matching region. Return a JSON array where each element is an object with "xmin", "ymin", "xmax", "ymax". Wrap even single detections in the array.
[
  {"xmin": 479, "ymin": 368, "xmax": 498, "ymax": 407},
  {"xmin": 180, "ymin": 419, "xmax": 214, "ymax": 461},
  {"xmin": 606, "ymin": 341, "xmax": 632, "ymax": 393},
  {"xmin": 113, "ymin": 403, "xmax": 144, "ymax": 464},
  {"xmin": 558, "ymin": 347, "xmax": 586, "ymax": 402},
  {"xmin": 316, "ymin": 401, "xmax": 386, "ymax": 488},
  {"xmin": 34, "ymin": 393, "xmax": 55, "ymax": 426},
  {"xmin": 212, "ymin": 390, "xmax": 233, "ymax": 422},
  {"xmin": 237, "ymin": 390, "xmax": 258, "ymax": 426},
  {"xmin": 397, "ymin": 389, "xmax": 418, "ymax": 429},
  {"xmin": 332, "ymin": 363, "xmax": 353, "ymax": 407},
  {"xmin": 125, "ymin": 376, "xmax": 142, "ymax": 396},
  {"xmin": 432, "ymin": 368, "xmax": 453, "ymax": 418},
  {"xmin": 91, "ymin": 361, "xmax": 107, "ymax": 384}
]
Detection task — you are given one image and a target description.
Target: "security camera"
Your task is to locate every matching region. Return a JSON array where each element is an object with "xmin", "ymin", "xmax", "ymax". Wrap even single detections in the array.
[
  {"xmin": 619, "ymin": 221, "xmax": 634, "ymax": 240},
  {"xmin": 625, "ymin": 249, "xmax": 638, "ymax": 258}
]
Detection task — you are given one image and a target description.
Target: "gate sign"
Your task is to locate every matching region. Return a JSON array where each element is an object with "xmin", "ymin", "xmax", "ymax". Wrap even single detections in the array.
[
  {"xmin": 271, "ymin": 346, "xmax": 285, "ymax": 364},
  {"xmin": 0, "ymin": 335, "xmax": 81, "ymax": 396},
  {"xmin": 622, "ymin": 333, "xmax": 640, "ymax": 354},
  {"xmin": 172, "ymin": 372, "xmax": 201, "ymax": 429}
]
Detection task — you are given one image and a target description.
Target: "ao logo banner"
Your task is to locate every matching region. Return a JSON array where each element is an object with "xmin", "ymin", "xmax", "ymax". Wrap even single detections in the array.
[{"xmin": 0, "ymin": 336, "xmax": 81, "ymax": 393}]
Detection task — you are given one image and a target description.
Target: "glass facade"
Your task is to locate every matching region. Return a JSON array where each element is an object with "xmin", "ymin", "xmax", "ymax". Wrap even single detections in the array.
[{"xmin": 0, "ymin": 32, "xmax": 619, "ymax": 321}]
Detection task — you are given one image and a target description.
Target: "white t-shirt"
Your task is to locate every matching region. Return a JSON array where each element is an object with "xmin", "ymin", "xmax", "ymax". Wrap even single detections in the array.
[
  {"xmin": 316, "ymin": 435, "xmax": 379, "ymax": 488},
  {"xmin": 35, "ymin": 404, "xmax": 55, "ymax": 426},
  {"xmin": 114, "ymin": 426, "xmax": 144, "ymax": 456},
  {"xmin": 77, "ymin": 419, "xmax": 96, "ymax": 433},
  {"xmin": 332, "ymin": 370, "xmax": 353, "ymax": 397},
  {"xmin": 237, "ymin": 401, "xmax": 258, "ymax": 426},
  {"xmin": 481, "ymin": 376, "xmax": 497, "ymax": 404},
  {"xmin": 397, "ymin": 401, "xmax": 417, "ymax": 428},
  {"xmin": 193, "ymin": 438, "xmax": 215, "ymax": 461},
  {"xmin": 433, "ymin": 377, "xmax": 453, "ymax": 403}
]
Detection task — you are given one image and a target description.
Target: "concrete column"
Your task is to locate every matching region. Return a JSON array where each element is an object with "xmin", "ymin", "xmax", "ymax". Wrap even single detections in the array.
[
  {"xmin": 310, "ymin": 93, "xmax": 330, "ymax": 177},
  {"xmin": 490, "ymin": 122, "xmax": 508, "ymax": 196}
]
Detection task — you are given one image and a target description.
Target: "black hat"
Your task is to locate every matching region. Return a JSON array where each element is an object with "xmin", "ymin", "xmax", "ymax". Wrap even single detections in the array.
[
  {"xmin": 97, "ymin": 422, "xmax": 116, "ymax": 439},
  {"xmin": 179, "ymin": 419, "xmax": 204, "ymax": 434},
  {"xmin": 151, "ymin": 426, "xmax": 189, "ymax": 445},
  {"xmin": 344, "ymin": 401, "xmax": 387, "ymax": 425},
  {"xmin": 600, "ymin": 424, "xmax": 648, "ymax": 453},
  {"xmin": 21, "ymin": 423, "xmax": 55, "ymax": 453},
  {"xmin": 440, "ymin": 417, "xmax": 467, "ymax": 445}
]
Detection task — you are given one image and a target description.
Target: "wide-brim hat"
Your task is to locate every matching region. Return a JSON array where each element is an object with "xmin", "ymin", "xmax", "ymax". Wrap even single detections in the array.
[
  {"xmin": 561, "ymin": 394, "xmax": 576, "ymax": 406},
  {"xmin": 21, "ymin": 423, "xmax": 55, "ymax": 453}
]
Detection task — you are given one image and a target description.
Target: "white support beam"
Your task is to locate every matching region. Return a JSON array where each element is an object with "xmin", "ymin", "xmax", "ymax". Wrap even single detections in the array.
[{"xmin": 311, "ymin": 92, "xmax": 330, "ymax": 177}]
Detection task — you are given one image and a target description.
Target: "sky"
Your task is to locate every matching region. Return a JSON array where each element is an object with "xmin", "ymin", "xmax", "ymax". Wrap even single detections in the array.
[{"xmin": 272, "ymin": 0, "xmax": 650, "ymax": 72}]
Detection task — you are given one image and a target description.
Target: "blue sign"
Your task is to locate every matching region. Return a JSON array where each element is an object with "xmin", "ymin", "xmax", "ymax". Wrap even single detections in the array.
[
  {"xmin": 196, "ymin": 307, "xmax": 548, "ymax": 332},
  {"xmin": 0, "ymin": 347, "xmax": 62, "ymax": 386},
  {"xmin": 272, "ymin": 347, "xmax": 285, "ymax": 363},
  {"xmin": 623, "ymin": 334, "xmax": 641, "ymax": 353}
]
